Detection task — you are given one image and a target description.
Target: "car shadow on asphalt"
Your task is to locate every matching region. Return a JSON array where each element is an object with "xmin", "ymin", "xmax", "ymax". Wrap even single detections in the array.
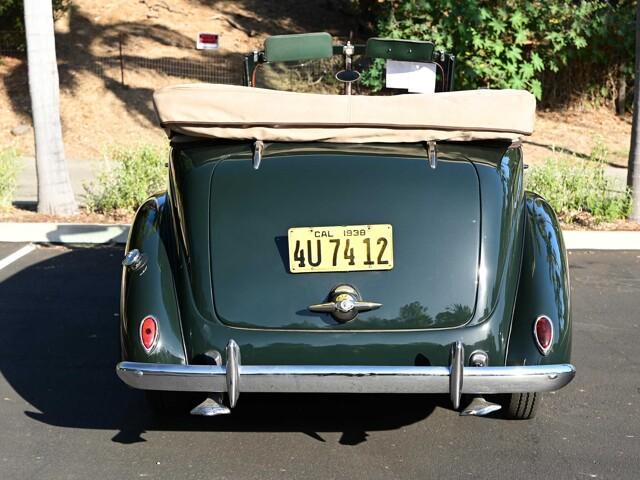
[
  {"xmin": 130, "ymin": 393, "xmax": 445, "ymax": 446},
  {"xmin": 0, "ymin": 247, "xmax": 448, "ymax": 446}
]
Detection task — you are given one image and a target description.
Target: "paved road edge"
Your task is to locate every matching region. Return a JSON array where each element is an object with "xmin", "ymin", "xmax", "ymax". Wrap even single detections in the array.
[
  {"xmin": 0, "ymin": 222, "xmax": 639, "ymax": 249},
  {"xmin": 561, "ymin": 230, "xmax": 640, "ymax": 250},
  {"xmin": 0, "ymin": 223, "xmax": 129, "ymax": 244}
]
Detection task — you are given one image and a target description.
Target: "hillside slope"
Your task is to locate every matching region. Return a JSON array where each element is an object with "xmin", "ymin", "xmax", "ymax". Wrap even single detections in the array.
[
  {"xmin": 0, "ymin": 0, "xmax": 356, "ymax": 158},
  {"xmin": 0, "ymin": 0, "xmax": 631, "ymax": 167}
]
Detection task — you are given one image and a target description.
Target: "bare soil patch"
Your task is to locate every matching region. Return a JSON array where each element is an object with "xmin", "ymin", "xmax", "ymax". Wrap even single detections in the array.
[{"xmin": 525, "ymin": 108, "xmax": 631, "ymax": 168}]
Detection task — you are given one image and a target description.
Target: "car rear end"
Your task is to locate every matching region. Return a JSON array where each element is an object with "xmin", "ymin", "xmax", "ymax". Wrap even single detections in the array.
[{"xmin": 118, "ymin": 139, "xmax": 574, "ymax": 416}]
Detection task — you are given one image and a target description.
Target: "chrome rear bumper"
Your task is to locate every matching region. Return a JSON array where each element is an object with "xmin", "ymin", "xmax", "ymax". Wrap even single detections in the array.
[{"xmin": 116, "ymin": 340, "xmax": 575, "ymax": 409}]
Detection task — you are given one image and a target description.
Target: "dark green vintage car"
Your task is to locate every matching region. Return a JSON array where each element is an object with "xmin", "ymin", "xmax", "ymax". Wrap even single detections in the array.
[{"xmin": 116, "ymin": 34, "xmax": 575, "ymax": 420}]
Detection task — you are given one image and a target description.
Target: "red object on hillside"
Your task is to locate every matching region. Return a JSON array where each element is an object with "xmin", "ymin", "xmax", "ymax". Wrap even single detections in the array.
[{"xmin": 197, "ymin": 33, "xmax": 219, "ymax": 50}]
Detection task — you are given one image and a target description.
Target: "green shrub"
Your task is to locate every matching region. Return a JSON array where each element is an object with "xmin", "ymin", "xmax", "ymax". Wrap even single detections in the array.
[
  {"xmin": 84, "ymin": 144, "xmax": 168, "ymax": 214},
  {"xmin": 0, "ymin": 0, "xmax": 68, "ymax": 50},
  {"xmin": 0, "ymin": 147, "xmax": 20, "ymax": 210},
  {"xmin": 355, "ymin": 0, "xmax": 633, "ymax": 103},
  {"xmin": 525, "ymin": 145, "xmax": 631, "ymax": 223}
]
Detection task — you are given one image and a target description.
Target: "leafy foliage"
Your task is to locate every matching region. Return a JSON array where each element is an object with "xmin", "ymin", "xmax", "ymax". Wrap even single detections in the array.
[
  {"xmin": 0, "ymin": 147, "xmax": 21, "ymax": 210},
  {"xmin": 356, "ymin": 1, "xmax": 631, "ymax": 102},
  {"xmin": 525, "ymin": 143, "xmax": 631, "ymax": 223},
  {"xmin": 562, "ymin": 0, "xmax": 635, "ymax": 109},
  {"xmin": 84, "ymin": 145, "xmax": 168, "ymax": 214},
  {"xmin": 0, "ymin": 0, "xmax": 69, "ymax": 49}
]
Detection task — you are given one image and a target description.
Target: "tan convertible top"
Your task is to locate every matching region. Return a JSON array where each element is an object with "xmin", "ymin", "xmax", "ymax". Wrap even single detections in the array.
[{"xmin": 153, "ymin": 84, "xmax": 536, "ymax": 143}]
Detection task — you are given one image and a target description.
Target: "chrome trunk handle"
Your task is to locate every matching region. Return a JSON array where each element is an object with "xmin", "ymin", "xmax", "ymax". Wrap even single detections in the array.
[{"xmin": 308, "ymin": 284, "xmax": 381, "ymax": 322}]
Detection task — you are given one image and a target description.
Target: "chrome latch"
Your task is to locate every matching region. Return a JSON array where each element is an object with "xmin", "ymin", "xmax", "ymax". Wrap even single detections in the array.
[
  {"xmin": 253, "ymin": 140, "xmax": 264, "ymax": 170},
  {"xmin": 426, "ymin": 141, "xmax": 437, "ymax": 169},
  {"xmin": 308, "ymin": 284, "xmax": 382, "ymax": 322}
]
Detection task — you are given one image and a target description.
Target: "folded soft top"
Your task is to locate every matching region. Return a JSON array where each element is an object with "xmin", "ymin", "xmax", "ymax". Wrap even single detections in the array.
[{"xmin": 153, "ymin": 84, "xmax": 536, "ymax": 143}]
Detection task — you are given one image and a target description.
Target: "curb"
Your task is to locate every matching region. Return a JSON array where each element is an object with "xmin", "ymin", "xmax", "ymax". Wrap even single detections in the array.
[
  {"xmin": 561, "ymin": 230, "xmax": 640, "ymax": 250},
  {"xmin": 0, "ymin": 223, "xmax": 129, "ymax": 244},
  {"xmin": 0, "ymin": 223, "xmax": 639, "ymax": 249}
]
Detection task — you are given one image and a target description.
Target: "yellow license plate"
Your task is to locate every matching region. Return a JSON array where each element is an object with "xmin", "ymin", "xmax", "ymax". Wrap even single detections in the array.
[{"xmin": 288, "ymin": 224, "xmax": 394, "ymax": 273}]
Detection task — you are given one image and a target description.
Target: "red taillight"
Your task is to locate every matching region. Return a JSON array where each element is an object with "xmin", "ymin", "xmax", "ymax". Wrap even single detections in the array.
[
  {"xmin": 534, "ymin": 315, "xmax": 553, "ymax": 355},
  {"xmin": 140, "ymin": 316, "xmax": 158, "ymax": 352}
]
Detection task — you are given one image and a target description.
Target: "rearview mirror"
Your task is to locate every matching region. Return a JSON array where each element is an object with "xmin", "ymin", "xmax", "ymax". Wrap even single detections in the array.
[{"xmin": 335, "ymin": 70, "xmax": 361, "ymax": 83}]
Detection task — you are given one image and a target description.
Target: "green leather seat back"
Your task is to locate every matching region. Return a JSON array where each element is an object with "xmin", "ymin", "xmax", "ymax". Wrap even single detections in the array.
[
  {"xmin": 264, "ymin": 32, "xmax": 333, "ymax": 62},
  {"xmin": 365, "ymin": 38, "xmax": 435, "ymax": 63}
]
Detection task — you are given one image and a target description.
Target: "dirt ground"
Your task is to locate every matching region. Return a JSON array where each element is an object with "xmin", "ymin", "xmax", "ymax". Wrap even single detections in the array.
[
  {"xmin": 0, "ymin": 0, "xmax": 633, "ymax": 167},
  {"xmin": 528, "ymin": 108, "xmax": 631, "ymax": 168},
  {"xmin": 1, "ymin": 0, "xmax": 357, "ymax": 159}
]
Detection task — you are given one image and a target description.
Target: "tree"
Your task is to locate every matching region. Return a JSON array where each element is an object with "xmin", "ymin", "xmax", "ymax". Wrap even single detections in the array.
[
  {"xmin": 629, "ymin": 1, "xmax": 640, "ymax": 222},
  {"xmin": 23, "ymin": 0, "xmax": 77, "ymax": 214}
]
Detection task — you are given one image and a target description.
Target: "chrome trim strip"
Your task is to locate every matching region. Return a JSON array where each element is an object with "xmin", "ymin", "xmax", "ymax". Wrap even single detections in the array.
[{"xmin": 116, "ymin": 362, "xmax": 575, "ymax": 395}]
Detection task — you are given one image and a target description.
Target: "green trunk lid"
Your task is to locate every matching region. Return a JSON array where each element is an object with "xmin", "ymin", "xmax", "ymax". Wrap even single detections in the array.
[{"xmin": 210, "ymin": 146, "xmax": 480, "ymax": 330}]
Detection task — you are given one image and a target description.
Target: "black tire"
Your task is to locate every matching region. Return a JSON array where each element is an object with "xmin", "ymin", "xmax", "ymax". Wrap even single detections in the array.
[
  {"xmin": 500, "ymin": 392, "xmax": 541, "ymax": 420},
  {"xmin": 145, "ymin": 391, "xmax": 206, "ymax": 417}
]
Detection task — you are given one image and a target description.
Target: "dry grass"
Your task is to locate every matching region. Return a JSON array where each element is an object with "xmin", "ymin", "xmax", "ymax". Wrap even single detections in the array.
[{"xmin": 524, "ymin": 108, "xmax": 631, "ymax": 168}]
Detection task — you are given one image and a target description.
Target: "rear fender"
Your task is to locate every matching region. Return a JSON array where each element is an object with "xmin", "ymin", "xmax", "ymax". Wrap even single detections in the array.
[
  {"xmin": 506, "ymin": 193, "xmax": 571, "ymax": 365},
  {"xmin": 120, "ymin": 193, "xmax": 187, "ymax": 364}
]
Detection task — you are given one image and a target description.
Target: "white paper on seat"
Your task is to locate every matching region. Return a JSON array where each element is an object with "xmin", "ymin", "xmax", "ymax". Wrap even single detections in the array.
[{"xmin": 385, "ymin": 60, "xmax": 437, "ymax": 93}]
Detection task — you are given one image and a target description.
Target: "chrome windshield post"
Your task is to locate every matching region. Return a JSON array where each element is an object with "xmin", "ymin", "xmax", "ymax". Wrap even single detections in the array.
[{"xmin": 343, "ymin": 41, "xmax": 355, "ymax": 95}]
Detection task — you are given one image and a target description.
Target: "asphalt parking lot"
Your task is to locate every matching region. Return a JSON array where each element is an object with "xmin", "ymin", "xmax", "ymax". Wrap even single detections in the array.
[{"xmin": 0, "ymin": 243, "xmax": 638, "ymax": 479}]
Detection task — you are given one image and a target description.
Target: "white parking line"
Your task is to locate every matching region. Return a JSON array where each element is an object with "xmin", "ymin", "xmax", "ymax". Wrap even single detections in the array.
[{"xmin": 0, "ymin": 244, "xmax": 36, "ymax": 270}]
